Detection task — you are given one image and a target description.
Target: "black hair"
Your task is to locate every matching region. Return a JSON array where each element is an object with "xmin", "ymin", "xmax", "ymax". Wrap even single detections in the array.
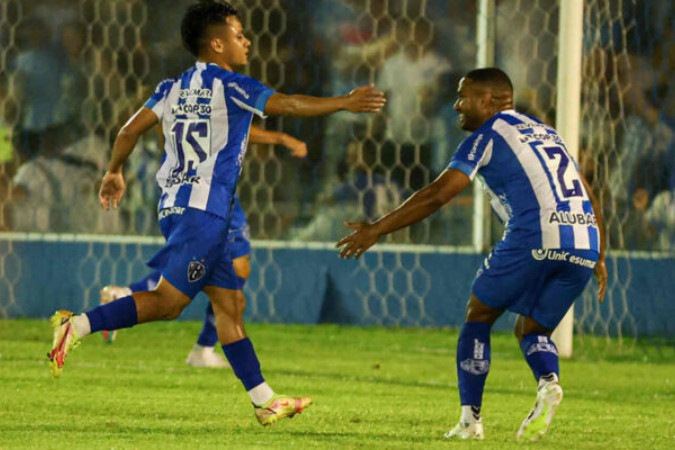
[
  {"xmin": 464, "ymin": 67, "xmax": 513, "ymax": 93},
  {"xmin": 181, "ymin": 0, "xmax": 239, "ymax": 57}
]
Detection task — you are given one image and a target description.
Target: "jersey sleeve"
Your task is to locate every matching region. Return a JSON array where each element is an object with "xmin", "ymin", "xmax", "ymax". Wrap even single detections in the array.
[
  {"xmin": 143, "ymin": 79, "xmax": 174, "ymax": 121},
  {"xmin": 224, "ymin": 73, "xmax": 275, "ymax": 118},
  {"xmin": 447, "ymin": 131, "xmax": 493, "ymax": 180}
]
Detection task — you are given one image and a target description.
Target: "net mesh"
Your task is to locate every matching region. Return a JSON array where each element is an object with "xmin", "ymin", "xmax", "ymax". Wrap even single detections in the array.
[{"xmin": 0, "ymin": 1, "xmax": 672, "ymax": 342}]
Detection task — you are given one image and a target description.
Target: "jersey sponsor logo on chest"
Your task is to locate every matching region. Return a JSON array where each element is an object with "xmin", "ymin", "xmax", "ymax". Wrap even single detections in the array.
[
  {"xmin": 171, "ymin": 103, "xmax": 212, "ymax": 115},
  {"xmin": 548, "ymin": 211, "xmax": 597, "ymax": 226}
]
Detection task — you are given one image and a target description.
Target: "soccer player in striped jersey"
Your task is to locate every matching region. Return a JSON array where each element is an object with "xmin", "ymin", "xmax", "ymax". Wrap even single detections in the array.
[
  {"xmin": 337, "ymin": 67, "xmax": 607, "ymax": 441},
  {"xmin": 48, "ymin": 0, "xmax": 385, "ymax": 426},
  {"xmin": 99, "ymin": 126, "xmax": 308, "ymax": 368}
]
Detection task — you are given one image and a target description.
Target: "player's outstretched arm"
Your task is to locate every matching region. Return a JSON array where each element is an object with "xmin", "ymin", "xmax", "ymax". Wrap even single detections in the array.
[
  {"xmin": 99, "ymin": 107, "xmax": 158, "ymax": 211},
  {"xmin": 264, "ymin": 84, "xmax": 386, "ymax": 117},
  {"xmin": 580, "ymin": 173, "xmax": 608, "ymax": 302},
  {"xmin": 249, "ymin": 125, "xmax": 307, "ymax": 158},
  {"xmin": 336, "ymin": 169, "xmax": 471, "ymax": 259}
]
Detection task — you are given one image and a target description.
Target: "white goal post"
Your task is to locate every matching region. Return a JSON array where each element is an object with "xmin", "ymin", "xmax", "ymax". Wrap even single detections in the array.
[{"xmin": 551, "ymin": 0, "xmax": 585, "ymax": 358}]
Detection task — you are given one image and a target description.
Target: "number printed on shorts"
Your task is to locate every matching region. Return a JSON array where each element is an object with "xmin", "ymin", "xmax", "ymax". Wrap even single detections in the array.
[{"xmin": 167, "ymin": 119, "xmax": 211, "ymax": 186}]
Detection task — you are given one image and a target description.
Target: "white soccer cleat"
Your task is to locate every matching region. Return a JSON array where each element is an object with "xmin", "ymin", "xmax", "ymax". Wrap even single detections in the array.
[
  {"xmin": 185, "ymin": 344, "xmax": 230, "ymax": 368},
  {"xmin": 517, "ymin": 381, "xmax": 563, "ymax": 442},
  {"xmin": 444, "ymin": 421, "xmax": 485, "ymax": 440},
  {"xmin": 99, "ymin": 285, "xmax": 132, "ymax": 343}
]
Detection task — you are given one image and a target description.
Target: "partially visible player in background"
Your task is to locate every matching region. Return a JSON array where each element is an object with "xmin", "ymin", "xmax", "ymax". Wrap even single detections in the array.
[
  {"xmin": 100, "ymin": 126, "xmax": 308, "ymax": 370},
  {"xmin": 337, "ymin": 68, "xmax": 607, "ymax": 442},
  {"xmin": 48, "ymin": 0, "xmax": 385, "ymax": 427}
]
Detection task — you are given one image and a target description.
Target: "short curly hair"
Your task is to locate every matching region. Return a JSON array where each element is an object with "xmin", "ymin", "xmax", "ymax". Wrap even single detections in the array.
[
  {"xmin": 464, "ymin": 67, "xmax": 513, "ymax": 93},
  {"xmin": 181, "ymin": 0, "xmax": 239, "ymax": 57}
]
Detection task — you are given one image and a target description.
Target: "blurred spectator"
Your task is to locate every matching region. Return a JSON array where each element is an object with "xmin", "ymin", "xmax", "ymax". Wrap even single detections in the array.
[
  {"xmin": 53, "ymin": 20, "xmax": 89, "ymax": 143},
  {"xmin": 644, "ymin": 189, "xmax": 675, "ymax": 251},
  {"xmin": 606, "ymin": 54, "xmax": 675, "ymax": 249},
  {"xmin": 376, "ymin": 17, "xmax": 452, "ymax": 189},
  {"xmin": 10, "ymin": 131, "xmax": 121, "ymax": 234},
  {"xmin": 290, "ymin": 139, "xmax": 405, "ymax": 242},
  {"xmin": 11, "ymin": 16, "xmax": 64, "ymax": 162},
  {"xmin": 27, "ymin": 0, "xmax": 78, "ymax": 46},
  {"xmin": 310, "ymin": 0, "xmax": 398, "ymax": 188},
  {"xmin": 0, "ymin": 73, "xmax": 17, "ymax": 231}
]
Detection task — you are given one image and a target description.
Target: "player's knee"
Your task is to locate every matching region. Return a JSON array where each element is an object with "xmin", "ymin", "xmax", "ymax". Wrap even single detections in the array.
[
  {"xmin": 149, "ymin": 290, "xmax": 189, "ymax": 320},
  {"xmin": 235, "ymin": 290, "xmax": 246, "ymax": 312},
  {"xmin": 514, "ymin": 315, "xmax": 551, "ymax": 341},
  {"xmin": 465, "ymin": 294, "xmax": 502, "ymax": 324}
]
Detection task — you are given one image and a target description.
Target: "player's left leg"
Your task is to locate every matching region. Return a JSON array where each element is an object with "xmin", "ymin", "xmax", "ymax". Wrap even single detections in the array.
[
  {"xmin": 49, "ymin": 277, "xmax": 192, "ymax": 377},
  {"xmin": 445, "ymin": 293, "xmax": 504, "ymax": 440},
  {"xmin": 204, "ymin": 282, "xmax": 311, "ymax": 426},
  {"xmin": 515, "ymin": 249, "xmax": 596, "ymax": 442},
  {"xmin": 514, "ymin": 315, "xmax": 563, "ymax": 442},
  {"xmin": 185, "ymin": 254, "xmax": 250, "ymax": 368}
]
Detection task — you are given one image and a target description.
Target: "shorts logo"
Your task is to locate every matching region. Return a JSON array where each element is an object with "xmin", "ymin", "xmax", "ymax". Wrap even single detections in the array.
[
  {"xmin": 187, "ymin": 260, "xmax": 206, "ymax": 282},
  {"xmin": 531, "ymin": 249, "xmax": 548, "ymax": 261},
  {"xmin": 531, "ymin": 249, "xmax": 596, "ymax": 268}
]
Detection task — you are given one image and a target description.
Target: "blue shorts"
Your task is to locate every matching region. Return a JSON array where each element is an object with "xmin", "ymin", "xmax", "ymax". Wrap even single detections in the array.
[
  {"xmin": 471, "ymin": 246, "xmax": 598, "ymax": 330},
  {"xmin": 227, "ymin": 224, "xmax": 251, "ymax": 260},
  {"xmin": 148, "ymin": 208, "xmax": 245, "ymax": 298}
]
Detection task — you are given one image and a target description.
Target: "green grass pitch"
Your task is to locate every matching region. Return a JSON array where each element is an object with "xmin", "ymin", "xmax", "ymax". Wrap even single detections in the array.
[{"xmin": 0, "ymin": 319, "xmax": 673, "ymax": 449}]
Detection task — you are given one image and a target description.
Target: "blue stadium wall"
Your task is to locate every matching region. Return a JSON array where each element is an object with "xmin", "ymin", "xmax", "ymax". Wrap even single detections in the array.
[{"xmin": 0, "ymin": 237, "xmax": 673, "ymax": 340}]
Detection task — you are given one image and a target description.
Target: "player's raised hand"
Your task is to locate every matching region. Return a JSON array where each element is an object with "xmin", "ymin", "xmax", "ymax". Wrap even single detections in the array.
[
  {"xmin": 594, "ymin": 258, "xmax": 608, "ymax": 303},
  {"xmin": 281, "ymin": 134, "xmax": 308, "ymax": 158},
  {"xmin": 344, "ymin": 84, "xmax": 386, "ymax": 113},
  {"xmin": 99, "ymin": 171, "xmax": 126, "ymax": 211},
  {"xmin": 336, "ymin": 221, "xmax": 381, "ymax": 259}
]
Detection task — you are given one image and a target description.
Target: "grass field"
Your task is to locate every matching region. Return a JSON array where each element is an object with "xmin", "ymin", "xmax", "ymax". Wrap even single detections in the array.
[{"xmin": 0, "ymin": 319, "xmax": 673, "ymax": 449}]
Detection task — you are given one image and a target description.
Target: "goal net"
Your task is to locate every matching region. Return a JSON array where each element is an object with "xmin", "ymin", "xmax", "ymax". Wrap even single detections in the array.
[{"xmin": 0, "ymin": 0, "xmax": 672, "ymax": 345}]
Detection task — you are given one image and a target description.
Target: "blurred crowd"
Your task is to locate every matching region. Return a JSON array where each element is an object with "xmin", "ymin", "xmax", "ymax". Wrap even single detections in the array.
[{"xmin": 0, "ymin": 0, "xmax": 672, "ymax": 252}]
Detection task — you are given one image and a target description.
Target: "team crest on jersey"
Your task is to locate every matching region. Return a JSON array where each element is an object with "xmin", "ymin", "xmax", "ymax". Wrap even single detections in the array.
[{"xmin": 187, "ymin": 259, "xmax": 207, "ymax": 282}]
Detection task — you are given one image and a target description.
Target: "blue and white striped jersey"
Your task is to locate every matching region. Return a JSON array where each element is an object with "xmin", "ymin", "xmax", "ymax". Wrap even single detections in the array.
[
  {"xmin": 448, "ymin": 110, "xmax": 599, "ymax": 251},
  {"xmin": 144, "ymin": 62, "xmax": 275, "ymax": 219}
]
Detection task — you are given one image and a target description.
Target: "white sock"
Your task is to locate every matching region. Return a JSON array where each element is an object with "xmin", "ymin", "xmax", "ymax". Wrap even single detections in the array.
[
  {"xmin": 460, "ymin": 405, "xmax": 481, "ymax": 423},
  {"xmin": 248, "ymin": 382, "xmax": 275, "ymax": 406},
  {"xmin": 72, "ymin": 314, "xmax": 91, "ymax": 337},
  {"xmin": 538, "ymin": 372, "xmax": 559, "ymax": 387}
]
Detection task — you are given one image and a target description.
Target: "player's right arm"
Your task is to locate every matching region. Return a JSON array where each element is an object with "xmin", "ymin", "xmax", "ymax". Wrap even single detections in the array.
[
  {"xmin": 336, "ymin": 169, "xmax": 471, "ymax": 259},
  {"xmin": 264, "ymin": 84, "xmax": 386, "ymax": 117},
  {"xmin": 99, "ymin": 107, "xmax": 158, "ymax": 210}
]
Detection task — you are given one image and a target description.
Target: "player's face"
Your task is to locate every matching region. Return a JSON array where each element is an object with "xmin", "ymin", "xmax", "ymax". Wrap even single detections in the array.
[
  {"xmin": 453, "ymin": 78, "xmax": 491, "ymax": 131},
  {"xmin": 213, "ymin": 16, "xmax": 250, "ymax": 69}
]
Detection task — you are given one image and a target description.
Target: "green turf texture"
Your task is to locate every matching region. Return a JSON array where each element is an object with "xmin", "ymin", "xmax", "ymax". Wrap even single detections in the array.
[{"xmin": 0, "ymin": 319, "xmax": 673, "ymax": 449}]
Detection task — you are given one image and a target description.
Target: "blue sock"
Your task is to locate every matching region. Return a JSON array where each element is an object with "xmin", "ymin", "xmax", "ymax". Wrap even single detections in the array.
[
  {"xmin": 456, "ymin": 321, "xmax": 492, "ymax": 408},
  {"xmin": 129, "ymin": 271, "xmax": 162, "ymax": 293},
  {"xmin": 86, "ymin": 296, "xmax": 138, "ymax": 333},
  {"xmin": 520, "ymin": 334, "xmax": 559, "ymax": 381},
  {"xmin": 197, "ymin": 303, "xmax": 219, "ymax": 347},
  {"xmin": 222, "ymin": 338, "xmax": 265, "ymax": 390}
]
